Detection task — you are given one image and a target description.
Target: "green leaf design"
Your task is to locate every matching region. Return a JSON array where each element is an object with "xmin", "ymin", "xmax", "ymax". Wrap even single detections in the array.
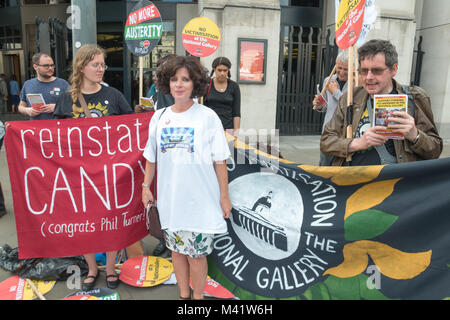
[
  {"xmin": 323, "ymin": 275, "xmax": 361, "ymax": 300},
  {"xmin": 344, "ymin": 209, "xmax": 398, "ymax": 241},
  {"xmin": 304, "ymin": 275, "xmax": 392, "ymax": 300},
  {"xmin": 303, "ymin": 281, "xmax": 331, "ymax": 300},
  {"xmin": 209, "ymin": 257, "xmax": 394, "ymax": 300}
]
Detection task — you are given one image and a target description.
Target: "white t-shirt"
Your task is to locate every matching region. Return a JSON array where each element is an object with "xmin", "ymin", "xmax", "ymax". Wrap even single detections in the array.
[{"xmin": 143, "ymin": 102, "xmax": 230, "ymax": 234}]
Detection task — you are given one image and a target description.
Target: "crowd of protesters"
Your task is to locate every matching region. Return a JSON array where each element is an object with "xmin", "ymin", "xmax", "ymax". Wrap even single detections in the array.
[
  {"xmin": 0, "ymin": 46, "xmax": 240, "ymax": 299},
  {"xmin": 0, "ymin": 38, "xmax": 443, "ymax": 298}
]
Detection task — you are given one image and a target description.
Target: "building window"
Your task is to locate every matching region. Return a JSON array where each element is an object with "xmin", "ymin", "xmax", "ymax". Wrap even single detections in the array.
[
  {"xmin": 0, "ymin": 0, "xmax": 19, "ymax": 7},
  {"xmin": 280, "ymin": 0, "xmax": 321, "ymax": 7},
  {"xmin": 0, "ymin": 25, "xmax": 22, "ymax": 50},
  {"xmin": 22, "ymin": 0, "xmax": 70, "ymax": 4}
]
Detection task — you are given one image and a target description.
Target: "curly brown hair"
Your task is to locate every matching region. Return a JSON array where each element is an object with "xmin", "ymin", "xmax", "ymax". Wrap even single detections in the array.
[{"xmin": 156, "ymin": 55, "xmax": 209, "ymax": 98}]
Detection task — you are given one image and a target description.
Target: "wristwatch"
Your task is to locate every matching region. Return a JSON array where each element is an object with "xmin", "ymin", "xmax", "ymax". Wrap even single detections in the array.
[
  {"xmin": 142, "ymin": 183, "xmax": 151, "ymax": 188},
  {"xmin": 411, "ymin": 132, "xmax": 420, "ymax": 145}
]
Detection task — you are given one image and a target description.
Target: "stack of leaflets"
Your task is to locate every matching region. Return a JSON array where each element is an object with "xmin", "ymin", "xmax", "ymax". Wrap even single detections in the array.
[
  {"xmin": 373, "ymin": 94, "xmax": 408, "ymax": 139},
  {"xmin": 139, "ymin": 97, "xmax": 155, "ymax": 111},
  {"xmin": 26, "ymin": 94, "xmax": 45, "ymax": 111}
]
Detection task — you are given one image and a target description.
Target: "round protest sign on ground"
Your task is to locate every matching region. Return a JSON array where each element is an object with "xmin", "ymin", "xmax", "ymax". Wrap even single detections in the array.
[
  {"xmin": 335, "ymin": 0, "xmax": 366, "ymax": 49},
  {"xmin": 182, "ymin": 17, "xmax": 221, "ymax": 57},
  {"xmin": 124, "ymin": 0, "xmax": 162, "ymax": 56},
  {"xmin": 119, "ymin": 256, "xmax": 173, "ymax": 287},
  {"xmin": 60, "ymin": 295, "xmax": 100, "ymax": 300},
  {"xmin": 190, "ymin": 276, "xmax": 236, "ymax": 299},
  {"xmin": 0, "ymin": 276, "xmax": 55, "ymax": 300},
  {"xmin": 64, "ymin": 287, "xmax": 119, "ymax": 300}
]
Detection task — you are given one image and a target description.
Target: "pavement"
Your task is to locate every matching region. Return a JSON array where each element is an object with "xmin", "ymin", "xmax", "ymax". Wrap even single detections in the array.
[{"xmin": 1, "ymin": 112, "xmax": 449, "ymax": 300}]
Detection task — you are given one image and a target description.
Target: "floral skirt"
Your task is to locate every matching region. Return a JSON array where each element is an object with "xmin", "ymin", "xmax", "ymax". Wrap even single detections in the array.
[{"xmin": 163, "ymin": 230, "xmax": 214, "ymax": 258}]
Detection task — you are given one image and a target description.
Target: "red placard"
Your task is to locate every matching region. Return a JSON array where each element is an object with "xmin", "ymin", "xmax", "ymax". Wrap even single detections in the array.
[
  {"xmin": 335, "ymin": 0, "xmax": 366, "ymax": 49},
  {"xmin": 119, "ymin": 256, "xmax": 173, "ymax": 287},
  {"xmin": 125, "ymin": 3, "xmax": 161, "ymax": 26},
  {"xmin": 4, "ymin": 113, "xmax": 154, "ymax": 259},
  {"xmin": 190, "ymin": 276, "xmax": 236, "ymax": 299}
]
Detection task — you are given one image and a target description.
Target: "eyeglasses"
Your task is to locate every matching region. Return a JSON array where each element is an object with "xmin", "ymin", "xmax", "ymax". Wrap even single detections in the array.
[
  {"xmin": 358, "ymin": 67, "xmax": 389, "ymax": 76},
  {"xmin": 37, "ymin": 64, "xmax": 55, "ymax": 69},
  {"xmin": 88, "ymin": 63, "xmax": 108, "ymax": 70}
]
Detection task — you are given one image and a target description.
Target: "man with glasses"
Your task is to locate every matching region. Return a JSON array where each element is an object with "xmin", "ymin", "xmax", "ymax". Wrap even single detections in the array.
[
  {"xmin": 18, "ymin": 53, "xmax": 69, "ymax": 120},
  {"xmin": 321, "ymin": 39, "xmax": 442, "ymax": 166}
]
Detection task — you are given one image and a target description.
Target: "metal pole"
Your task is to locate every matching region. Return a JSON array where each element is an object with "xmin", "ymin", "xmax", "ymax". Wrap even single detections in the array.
[{"xmin": 71, "ymin": 0, "xmax": 97, "ymax": 56}]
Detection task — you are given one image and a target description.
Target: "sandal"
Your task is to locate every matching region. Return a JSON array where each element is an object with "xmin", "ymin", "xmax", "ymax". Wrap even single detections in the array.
[
  {"xmin": 82, "ymin": 274, "xmax": 98, "ymax": 291},
  {"xmin": 106, "ymin": 274, "xmax": 120, "ymax": 289}
]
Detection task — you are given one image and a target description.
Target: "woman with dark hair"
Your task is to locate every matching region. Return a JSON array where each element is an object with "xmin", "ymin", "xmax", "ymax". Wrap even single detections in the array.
[
  {"xmin": 142, "ymin": 55, "xmax": 231, "ymax": 300},
  {"xmin": 204, "ymin": 56, "xmax": 241, "ymax": 136}
]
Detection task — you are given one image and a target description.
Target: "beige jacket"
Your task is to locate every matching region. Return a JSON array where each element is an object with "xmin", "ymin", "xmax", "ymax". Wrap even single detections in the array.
[{"xmin": 320, "ymin": 80, "xmax": 443, "ymax": 166}]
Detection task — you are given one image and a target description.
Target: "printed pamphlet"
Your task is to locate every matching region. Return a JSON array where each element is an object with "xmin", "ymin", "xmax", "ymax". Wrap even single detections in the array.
[
  {"xmin": 315, "ymin": 84, "xmax": 327, "ymax": 106},
  {"xmin": 373, "ymin": 94, "xmax": 408, "ymax": 139},
  {"xmin": 26, "ymin": 94, "xmax": 46, "ymax": 111},
  {"xmin": 139, "ymin": 97, "xmax": 154, "ymax": 110}
]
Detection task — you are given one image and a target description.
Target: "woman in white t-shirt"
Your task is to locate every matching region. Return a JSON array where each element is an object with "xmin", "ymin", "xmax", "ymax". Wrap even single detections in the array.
[{"xmin": 142, "ymin": 56, "xmax": 231, "ymax": 300}]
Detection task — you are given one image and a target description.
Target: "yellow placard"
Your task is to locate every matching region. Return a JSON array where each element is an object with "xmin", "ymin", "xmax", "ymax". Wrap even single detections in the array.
[
  {"xmin": 23, "ymin": 279, "xmax": 56, "ymax": 300},
  {"xmin": 142, "ymin": 256, "xmax": 173, "ymax": 286},
  {"xmin": 182, "ymin": 17, "xmax": 221, "ymax": 57}
]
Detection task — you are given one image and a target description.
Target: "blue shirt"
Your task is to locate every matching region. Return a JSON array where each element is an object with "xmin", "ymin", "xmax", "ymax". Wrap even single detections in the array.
[
  {"xmin": 20, "ymin": 77, "xmax": 70, "ymax": 120},
  {"xmin": 9, "ymin": 80, "xmax": 20, "ymax": 96}
]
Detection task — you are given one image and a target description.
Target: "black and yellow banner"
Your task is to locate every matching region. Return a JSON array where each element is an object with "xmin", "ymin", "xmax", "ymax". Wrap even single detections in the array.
[{"xmin": 209, "ymin": 138, "xmax": 450, "ymax": 300}]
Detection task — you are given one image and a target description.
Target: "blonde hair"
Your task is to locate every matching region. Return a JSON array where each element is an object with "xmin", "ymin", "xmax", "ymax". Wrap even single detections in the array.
[{"xmin": 69, "ymin": 44, "xmax": 106, "ymax": 112}]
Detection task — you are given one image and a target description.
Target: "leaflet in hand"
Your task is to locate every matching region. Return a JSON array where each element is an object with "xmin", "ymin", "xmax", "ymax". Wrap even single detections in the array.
[
  {"xmin": 139, "ymin": 97, "xmax": 155, "ymax": 110},
  {"xmin": 373, "ymin": 94, "xmax": 408, "ymax": 139},
  {"xmin": 315, "ymin": 84, "xmax": 327, "ymax": 106},
  {"xmin": 27, "ymin": 94, "xmax": 46, "ymax": 111}
]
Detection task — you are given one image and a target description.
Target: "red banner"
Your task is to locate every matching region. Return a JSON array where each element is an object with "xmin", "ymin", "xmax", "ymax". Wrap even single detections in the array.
[{"xmin": 4, "ymin": 113, "xmax": 153, "ymax": 259}]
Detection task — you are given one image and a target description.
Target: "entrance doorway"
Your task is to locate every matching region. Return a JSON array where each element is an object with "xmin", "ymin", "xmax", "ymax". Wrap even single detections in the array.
[
  {"xmin": 276, "ymin": 4, "xmax": 331, "ymax": 136},
  {"xmin": 2, "ymin": 52, "xmax": 22, "ymax": 112}
]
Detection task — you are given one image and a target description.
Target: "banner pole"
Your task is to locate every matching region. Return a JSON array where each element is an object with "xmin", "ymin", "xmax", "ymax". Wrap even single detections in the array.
[
  {"xmin": 345, "ymin": 44, "xmax": 354, "ymax": 162},
  {"xmin": 199, "ymin": 57, "xmax": 205, "ymax": 105},
  {"xmin": 139, "ymin": 56, "xmax": 144, "ymax": 99},
  {"xmin": 354, "ymin": 45, "xmax": 359, "ymax": 87}
]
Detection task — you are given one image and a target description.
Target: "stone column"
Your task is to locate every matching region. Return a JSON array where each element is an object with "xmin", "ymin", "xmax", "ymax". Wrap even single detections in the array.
[
  {"xmin": 70, "ymin": 0, "xmax": 97, "ymax": 56},
  {"xmin": 199, "ymin": 0, "xmax": 281, "ymax": 131}
]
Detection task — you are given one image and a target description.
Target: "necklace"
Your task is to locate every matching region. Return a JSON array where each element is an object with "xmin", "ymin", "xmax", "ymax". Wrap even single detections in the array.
[{"xmin": 214, "ymin": 78, "xmax": 227, "ymax": 92}]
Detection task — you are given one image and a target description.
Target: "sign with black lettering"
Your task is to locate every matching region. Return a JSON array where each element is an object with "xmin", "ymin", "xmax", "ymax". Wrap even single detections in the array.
[
  {"xmin": 208, "ymin": 137, "xmax": 450, "ymax": 300},
  {"xmin": 124, "ymin": 0, "xmax": 162, "ymax": 56},
  {"xmin": 182, "ymin": 17, "xmax": 220, "ymax": 57}
]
